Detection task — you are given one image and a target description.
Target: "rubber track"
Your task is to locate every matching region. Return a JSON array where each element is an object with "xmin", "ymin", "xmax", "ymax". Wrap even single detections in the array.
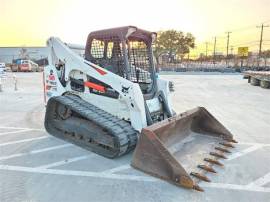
[{"xmin": 45, "ymin": 95, "xmax": 138, "ymax": 158}]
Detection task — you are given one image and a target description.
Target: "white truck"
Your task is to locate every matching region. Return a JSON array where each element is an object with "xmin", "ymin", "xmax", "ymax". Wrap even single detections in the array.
[
  {"xmin": 0, "ymin": 63, "xmax": 6, "ymax": 76},
  {"xmin": 19, "ymin": 60, "xmax": 39, "ymax": 72}
]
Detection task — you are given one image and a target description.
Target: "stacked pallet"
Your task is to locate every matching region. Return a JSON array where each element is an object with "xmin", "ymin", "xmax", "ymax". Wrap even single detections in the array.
[{"xmin": 243, "ymin": 71, "xmax": 270, "ymax": 89}]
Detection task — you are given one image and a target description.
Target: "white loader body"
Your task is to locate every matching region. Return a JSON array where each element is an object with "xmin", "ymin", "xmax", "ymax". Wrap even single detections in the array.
[{"xmin": 44, "ymin": 37, "xmax": 173, "ymax": 132}]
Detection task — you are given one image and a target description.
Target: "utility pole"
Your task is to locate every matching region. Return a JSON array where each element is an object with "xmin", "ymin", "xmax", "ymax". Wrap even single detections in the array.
[
  {"xmin": 187, "ymin": 52, "xmax": 190, "ymax": 68},
  {"xmin": 225, "ymin": 32, "xmax": 232, "ymax": 66},
  {"xmin": 205, "ymin": 42, "xmax": 208, "ymax": 58},
  {"xmin": 213, "ymin": 37, "xmax": 217, "ymax": 64},
  {"xmin": 230, "ymin": 46, "xmax": 234, "ymax": 55},
  {"xmin": 256, "ymin": 23, "xmax": 270, "ymax": 58},
  {"xmin": 230, "ymin": 46, "xmax": 234, "ymax": 67}
]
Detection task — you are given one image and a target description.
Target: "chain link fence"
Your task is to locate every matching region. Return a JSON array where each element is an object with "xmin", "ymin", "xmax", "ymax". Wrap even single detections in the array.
[{"xmin": 156, "ymin": 56, "xmax": 270, "ymax": 73}]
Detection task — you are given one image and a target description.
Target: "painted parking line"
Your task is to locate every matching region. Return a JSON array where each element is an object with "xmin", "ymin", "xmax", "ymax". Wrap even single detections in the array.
[
  {"xmin": 0, "ymin": 144, "xmax": 72, "ymax": 161},
  {"xmin": 0, "ymin": 131, "xmax": 268, "ymax": 193},
  {"xmin": 201, "ymin": 182, "xmax": 270, "ymax": 193},
  {"xmin": 0, "ymin": 164, "xmax": 270, "ymax": 193},
  {"xmin": 0, "ymin": 129, "xmax": 32, "ymax": 136},
  {"xmin": 101, "ymin": 164, "xmax": 131, "ymax": 174},
  {"xmin": 0, "ymin": 164, "xmax": 157, "ymax": 182},
  {"xmin": 238, "ymin": 142, "xmax": 270, "ymax": 147},
  {"xmin": 227, "ymin": 144, "xmax": 263, "ymax": 161},
  {"xmin": 248, "ymin": 172, "xmax": 270, "ymax": 187},
  {"xmin": 36, "ymin": 155, "xmax": 91, "ymax": 169},
  {"xmin": 0, "ymin": 126, "xmax": 44, "ymax": 131},
  {"xmin": 0, "ymin": 136, "xmax": 49, "ymax": 146}
]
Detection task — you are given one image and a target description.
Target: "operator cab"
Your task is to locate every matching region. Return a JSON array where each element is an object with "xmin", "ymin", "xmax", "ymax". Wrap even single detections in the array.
[{"xmin": 85, "ymin": 26, "xmax": 157, "ymax": 95}]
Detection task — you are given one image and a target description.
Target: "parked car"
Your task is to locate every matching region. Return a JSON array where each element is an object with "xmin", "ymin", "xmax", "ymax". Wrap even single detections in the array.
[
  {"xmin": 11, "ymin": 63, "xmax": 19, "ymax": 72},
  {"xmin": 18, "ymin": 60, "xmax": 40, "ymax": 72},
  {"xmin": 0, "ymin": 63, "xmax": 6, "ymax": 74}
]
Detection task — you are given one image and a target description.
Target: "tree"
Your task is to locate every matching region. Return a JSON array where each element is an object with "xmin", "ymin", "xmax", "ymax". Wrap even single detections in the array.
[
  {"xmin": 19, "ymin": 48, "xmax": 30, "ymax": 59},
  {"xmin": 261, "ymin": 50, "xmax": 270, "ymax": 67},
  {"xmin": 153, "ymin": 30, "xmax": 195, "ymax": 64},
  {"xmin": 261, "ymin": 50, "xmax": 270, "ymax": 58}
]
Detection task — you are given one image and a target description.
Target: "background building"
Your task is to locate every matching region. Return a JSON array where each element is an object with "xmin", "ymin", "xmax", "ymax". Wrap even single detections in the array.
[
  {"xmin": 0, "ymin": 47, "xmax": 49, "ymax": 64},
  {"xmin": 0, "ymin": 45, "xmax": 85, "ymax": 66}
]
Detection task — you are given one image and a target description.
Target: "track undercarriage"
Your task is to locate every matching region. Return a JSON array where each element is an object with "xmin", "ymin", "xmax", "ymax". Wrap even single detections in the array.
[{"xmin": 45, "ymin": 95, "xmax": 138, "ymax": 158}]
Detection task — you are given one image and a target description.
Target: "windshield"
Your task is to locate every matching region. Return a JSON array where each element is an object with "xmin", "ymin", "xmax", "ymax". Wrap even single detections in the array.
[
  {"xmin": 86, "ymin": 36, "xmax": 154, "ymax": 94},
  {"xmin": 22, "ymin": 60, "xmax": 29, "ymax": 64},
  {"xmin": 127, "ymin": 40, "xmax": 153, "ymax": 94}
]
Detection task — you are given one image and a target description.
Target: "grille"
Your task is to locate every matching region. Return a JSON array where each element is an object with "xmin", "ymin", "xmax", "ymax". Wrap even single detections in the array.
[
  {"xmin": 128, "ymin": 41, "xmax": 152, "ymax": 84},
  {"xmin": 89, "ymin": 36, "xmax": 126, "ymax": 78},
  {"xmin": 87, "ymin": 36, "xmax": 153, "ymax": 94}
]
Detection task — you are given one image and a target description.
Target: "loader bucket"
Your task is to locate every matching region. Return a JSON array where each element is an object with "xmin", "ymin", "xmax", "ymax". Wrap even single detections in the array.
[{"xmin": 131, "ymin": 107, "xmax": 237, "ymax": 191}]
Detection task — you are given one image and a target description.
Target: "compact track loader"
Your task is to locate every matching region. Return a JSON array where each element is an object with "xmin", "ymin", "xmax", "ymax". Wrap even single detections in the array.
[{"xmin": 44, "ymin": 26, "xmax": 237, "ymax": 191}]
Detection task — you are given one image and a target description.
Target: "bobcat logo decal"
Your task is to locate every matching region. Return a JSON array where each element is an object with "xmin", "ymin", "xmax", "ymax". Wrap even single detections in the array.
[{"xmin": 121, "ymin": 86, "xmax": 130, "ymax": 95}]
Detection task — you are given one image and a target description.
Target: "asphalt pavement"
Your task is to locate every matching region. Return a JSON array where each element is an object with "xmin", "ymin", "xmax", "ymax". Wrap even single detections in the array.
[{"xmin": 0, "ymin": 72, "xmax": 270, "ymax": 202}]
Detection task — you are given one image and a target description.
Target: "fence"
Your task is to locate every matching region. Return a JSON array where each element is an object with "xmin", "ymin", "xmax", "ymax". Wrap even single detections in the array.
[{"xmin": 157, "ymin": 57, "xmax": 270, "ymax": 73}]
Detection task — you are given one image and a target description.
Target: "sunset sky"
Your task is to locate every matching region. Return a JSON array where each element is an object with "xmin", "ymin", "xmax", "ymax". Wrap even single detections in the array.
[{"xmin": 1, "ymin": 0, "xmax": 270, "ymax": 56}]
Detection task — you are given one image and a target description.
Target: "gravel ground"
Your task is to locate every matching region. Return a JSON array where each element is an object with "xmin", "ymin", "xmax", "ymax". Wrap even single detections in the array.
[{"xmin": 0, "ymin": 72, "xmax": 270, "ymax": 202}]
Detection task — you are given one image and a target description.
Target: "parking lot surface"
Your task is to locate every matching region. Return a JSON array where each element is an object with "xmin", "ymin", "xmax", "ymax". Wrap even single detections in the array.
[{"xmin": 0, "ymin": 72, "xmax": 270, "ymax": 202}]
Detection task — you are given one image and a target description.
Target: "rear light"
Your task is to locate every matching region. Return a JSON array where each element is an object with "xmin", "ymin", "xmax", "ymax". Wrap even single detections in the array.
[
  {"xmin": 46, "ymin": 85, "xmax": 51, "ymax": 90},
  {"xmin": 42, "ymin": 71, "xmax": 46, "ymax": 104}
]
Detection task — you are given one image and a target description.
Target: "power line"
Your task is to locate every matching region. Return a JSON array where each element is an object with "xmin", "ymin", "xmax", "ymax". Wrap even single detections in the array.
[
  {"xmin": 205, "ymin": 42, "xmax": 208, "ymax": 57},
  {"xmin": 263, "ymin": 19, "xmax": 270, "ymax": 24},
  {"xmin": 229, "ymin": 25, "xmax": 256, "ymax": 33},
  {"xmin": 225, "ymin": 32, "xmax": 232, "ymax": 64},
  {"xmin": 213, "ymin": 37, "xmax": 217, "ymax": 61},
  {"xmin": 231, "ymin": 40, "xmax": 260, "ymax": 47},
  {"xmin": 212, "ymin": 21, "xmax": 266, "ymax": 39},
  {"xmin": 197, "ymin": 19, "xmax": 270, "ymax": 52},
  {"xmin": 230, "ymin": 46, "xmax": 234, "ymax": 55}
]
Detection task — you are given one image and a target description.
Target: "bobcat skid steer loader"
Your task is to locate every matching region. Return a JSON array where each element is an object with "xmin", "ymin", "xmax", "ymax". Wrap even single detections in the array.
[{"xmin": 43, "ymin": 26, "xmax": 237, "ymax": 191}]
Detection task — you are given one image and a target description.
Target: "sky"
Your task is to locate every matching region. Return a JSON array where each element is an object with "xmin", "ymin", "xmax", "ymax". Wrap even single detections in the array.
[{"xmin": 1, "ymin": 0, "xmax": 270, "ymax": 56}]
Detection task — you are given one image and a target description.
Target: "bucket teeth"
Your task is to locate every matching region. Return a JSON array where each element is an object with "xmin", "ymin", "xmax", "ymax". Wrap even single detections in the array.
[
  {"xmin": 225, "ymin": 138, "xmax": 238, "ymax": 143},
  {"xmin": 215, "ymin": 147, "xmax": 231, "ymax": 153},
  {"xmin": 190, "ymin": 172, "xmax": 211, "ymax": 182},
  {"xmin": 204, "ymin": 158, "xmax": 224, "ymax": 166},
  {"xmin": 198, "ymin": 165, "xmax": 217, "ymax": 173},
  {"xmin": 193, "ymin": 184, "xmax": 204, "ymax": 192},
  {"xmin": 231, "ymin": 139, "xmax": 238, "ymax": 143},
  {"xmin": 219, "ymin": 142, "xmax": 235, "ymax": 148},
  {"xmin": 210, "ymin": 152, "xmax": 227, "ymax": 159}
]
